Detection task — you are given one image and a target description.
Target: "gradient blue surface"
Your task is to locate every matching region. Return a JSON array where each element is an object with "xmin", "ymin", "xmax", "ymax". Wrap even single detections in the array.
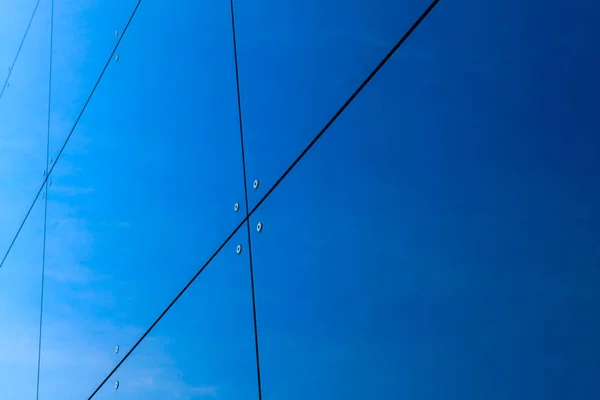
[{"xmin": 1, "ymin": 0, "xmax": 599, "ymax": 399}]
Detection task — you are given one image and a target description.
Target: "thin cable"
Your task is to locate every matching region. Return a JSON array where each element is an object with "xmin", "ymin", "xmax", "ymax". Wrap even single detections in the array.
[
  {"xmin": 0, "ymin": 0, "xmax": 42, "ymax": 103},
  {"xmin": 35, "ymin": 0, "xmax": 53, "ymax": 398},
  {"xmin": 0, "ymin": 0, "xmax": 144, "ymax": 271},
  {"xmin": 87, "ymin": 1, "xmax": 440, "ymax": 397},
  {"xmin": 229, "ymin": 0, "xmax": 263, "ymax": 399}
]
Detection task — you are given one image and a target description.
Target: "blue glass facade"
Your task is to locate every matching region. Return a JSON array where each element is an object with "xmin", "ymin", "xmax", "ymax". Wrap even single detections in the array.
[{"xmin": 1, "ymin": 0, "xmax": 599, "ymax": 399}]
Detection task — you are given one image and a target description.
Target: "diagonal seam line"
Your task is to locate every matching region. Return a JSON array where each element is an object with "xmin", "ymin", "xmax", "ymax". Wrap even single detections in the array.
[
  {"xmin": 0, "ymin": 0, "xmax": 144, "ymax": 271},
  {"xmin": 229, "ymin": 0, "xmax": 264, "ymax": 399},
  {"xmin": 86, "ymin": 0, "xmax": 441, "ymax": 397},
  {"xmin": 0, "ymin": 0, "xmax": 42, "ymax": 102}
]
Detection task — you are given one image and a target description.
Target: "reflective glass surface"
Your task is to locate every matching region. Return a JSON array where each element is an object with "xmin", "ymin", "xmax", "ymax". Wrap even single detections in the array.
[
  {"xmin": 90, "ymin": 231, "xmax": 257, "ymax": 399},
  {"xmin": 234, "ymin": 0, "xmax": 433, "ymax": 208},
  {"xmin": 0, "ymin": 1, "xmax": 48, "ymax": 396},
  {"xmin": 0, "ymin": 1, "xmax": 40, "ymax": 82},
  {"xmin": 0, "ymin": 201, "xmax": 44, "ymax": 399},
  {"xmin": 0, "ymin": 0, "xmax": 598, "ymax": 399},
  {"xmin": 0, "ymin": 0, "xmax": 49, "ymax": 245},
  {"xmin": 247, "ymin": 1, "xmax": 600, "ymax": 399},
  {"xmin": 49, "ymin": 0, "xmax": 139, "ymax": 157},
  {"xmin": 40, "ymin": 1, "xmax": 245, "ymax": 398}
]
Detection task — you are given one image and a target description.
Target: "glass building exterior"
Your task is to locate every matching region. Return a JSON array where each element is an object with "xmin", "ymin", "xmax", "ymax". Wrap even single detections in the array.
[{"xmin": 0, "ymin": 0, "xmax": 599, "ymax": 399}]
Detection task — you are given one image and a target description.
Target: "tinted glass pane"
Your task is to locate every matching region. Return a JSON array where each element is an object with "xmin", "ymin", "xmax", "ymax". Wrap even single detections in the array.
[
  {"xmin": 247, "ymin": 1, "xmax": 600, "ymax": 399},
  {"xmin": 0, "ymin": 0, "xmax": 49, "ymax": 245},
  {"xmin": 2, "ymin": 1, "xmax": 599, "ymax": 399},
  {"xmin": 0, "ymin": 200, "xmax": 44, "ymax": 399},
  {"xmin": 234, "ymin": 0, "xmax": 432, "ymax": 208},
  {"xmin": 40, "ymin": 1, "xmax": 245, "ymax": 398},
  {"xmin": 0, "ymin": 1, "xmax": 47, "ymax": 397},
  {"xmin": 89, "ymin": 230, "xmax": 257, "ymax": 400},
  {"xmin": 50, "ymin": 0, "xmax": 139, "ymax": 157},
  {"xmin": 0, "ymin": 0, "xmax": 40, "ymax": 78}
]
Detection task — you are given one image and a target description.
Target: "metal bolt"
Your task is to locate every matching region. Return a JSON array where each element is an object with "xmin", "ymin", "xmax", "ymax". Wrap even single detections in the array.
[
  {"xmin": 257, "ymin": 222, "xmax": 263, "ymax": 232},
  {"xmin": 253, "ymin": 179, "xmax": 259, "ymax": 190},
  {"xmin": 234, "ymin": 202, "xmax": 240, "ymax": 212},
  {"xmin": 115, "ymin": 55, "xmax": 120, "ymax": 62},
  {"xmin": 236, "ymin": 244, "xmax": 242, "ymax": 254},
  {"xmin": 115, "ymin": 30, "xmax": 119, "ymax": 37},
  {"xmin": 115, "ymin": 345, "xmax": 119, "ymax": 354},
  {"xmin": 115, "ymin": 381, "xmax": 119, "ymax": 390}
]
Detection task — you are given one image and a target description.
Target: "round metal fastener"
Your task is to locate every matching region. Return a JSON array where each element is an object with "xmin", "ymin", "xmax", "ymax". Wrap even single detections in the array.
[
  {"xmin": 115, "ymin": 30, "xmax": 119, "ymax": 37},
  {"xmin": 115, "ymin": 55, "xmax": 120, "ymax": 62},
  {"xmin": 115, "ymin": 381, "xmax": 119, "ymax": 389},
  {"xmin": 236, "ymin": 244, "xmax": 242, "ymax": 254},
  {"xmin": 256, "ymin": 222, "xmax": 262, "ymax": 232},
  {"xmin": 234, "ymin": 202, "xmax": 240, "ymax": 212},
  {"xmin": 253, "ymin": 179, "xmax": 259, "ymax": 190},
  {"xmin": 115, "ymin": 345, "xmax": 119, "ymax": 354}
]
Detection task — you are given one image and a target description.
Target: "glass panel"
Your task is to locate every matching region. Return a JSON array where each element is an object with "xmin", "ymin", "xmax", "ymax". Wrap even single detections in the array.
[
  {"xmin": 0, "ymin": 198, "xmax": 45, "ymax": 399},
  {"xmin": 0, "ymin": 0, "xmax": 40, "ymax": 79},
  {"xmin": 40, "ymin": 1, "xmax": 245, "ymax": 398},
  {"xmin": 0, "ymin": 0, "xmax": 49, "ymax": 247},
  {"xmin": 248, "ymin": 1, "xmax": 600, "ymax": 399},
  {"xmin": 89, "ymin": 230, "xmax": 257, "ymax": 400},
  {"xmin": 0, "ymin": 1, "xmax": 48, "ymax": 397},
  {"xmin": 50, "ymin": 0, "xmax": 139, "ymax": 157},
  {"xmin": 233, "ymin": 0, "xmax": 432, "ymax": 208}
]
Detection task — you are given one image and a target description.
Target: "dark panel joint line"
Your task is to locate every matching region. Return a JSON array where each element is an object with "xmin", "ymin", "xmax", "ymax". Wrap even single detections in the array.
[{"xmin": 229, "ymin": 0, "xmax": 264, "ymax": 399}]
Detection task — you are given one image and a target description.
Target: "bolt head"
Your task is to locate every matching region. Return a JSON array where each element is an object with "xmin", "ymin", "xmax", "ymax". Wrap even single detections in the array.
[
  {"xmin": 115, "ymin": 381, "xmax": 119, "ymax": 389},
  {"xmin": 115, "ymin": 55, "xmax": 120, "ymax": 62},
  {"xmin": 257, "ymin": 222, "xmax": 263, "ymax": 232},
  {"xmin": 236, "ymin": 244, "xmax": 242, "ymax": 254},
  {"xmin": 115, "ymin": 30, "xmax": 119, "ymax": 37},
  {"xmin": 115, "ymin": 345, "xmax": 119, "ymax": 354},
  {"xmin": 253, "ymin": 179, "xmax": 259, "ymax": 190},
  {"xmin": 234, "ymin": 202, "xmax": 239, "ymax": 212}
]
